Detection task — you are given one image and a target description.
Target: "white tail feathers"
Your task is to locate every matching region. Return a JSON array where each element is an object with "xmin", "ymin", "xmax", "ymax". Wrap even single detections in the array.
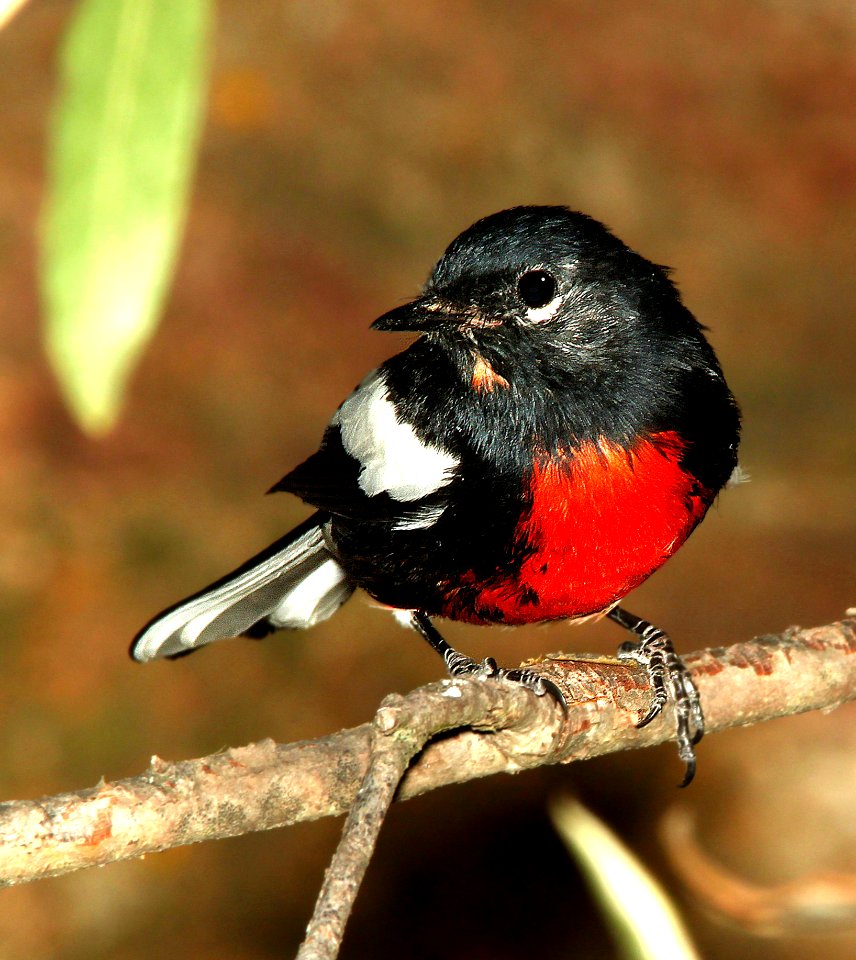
[{"xmin": 131, "ymin": 515, "xmax": 353, "ymax": 662}]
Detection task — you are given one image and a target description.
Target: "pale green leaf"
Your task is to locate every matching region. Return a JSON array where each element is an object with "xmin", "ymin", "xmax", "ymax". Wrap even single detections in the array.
[
  {"xmin": 41, "ymin": 0, "xmax": 212, "ymax": 434},
  {"xmin": 550, "ymin": 797, "xmax": 701, "ymax": 960}
]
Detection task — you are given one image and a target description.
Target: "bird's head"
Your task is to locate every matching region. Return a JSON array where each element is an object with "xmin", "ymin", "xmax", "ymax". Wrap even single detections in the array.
[{"xmin": 371, "ymin": 206, "xmax": 690, "ymax": 379}]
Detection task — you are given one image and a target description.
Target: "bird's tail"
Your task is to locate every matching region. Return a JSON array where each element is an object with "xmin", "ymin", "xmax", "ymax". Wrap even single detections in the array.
[{"xmin": 131, "ymin": 512, "xmax": 354, "ymax": 662}]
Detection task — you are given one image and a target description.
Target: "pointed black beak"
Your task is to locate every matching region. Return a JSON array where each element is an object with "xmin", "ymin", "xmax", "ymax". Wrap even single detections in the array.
[{"xmin": 372, "ymin": 295, "xmax": 458, "ymax": 333}]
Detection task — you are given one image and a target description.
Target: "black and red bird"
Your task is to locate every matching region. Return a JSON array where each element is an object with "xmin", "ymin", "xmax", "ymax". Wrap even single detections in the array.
[{"xmin": 132, "ymin": 206, "xmax": 740, "ymax": 783}]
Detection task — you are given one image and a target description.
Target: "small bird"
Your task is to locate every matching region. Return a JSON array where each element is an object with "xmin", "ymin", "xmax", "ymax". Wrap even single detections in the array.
[{"xmin": 132, "ymin": 206, "xmax": 740, "ymax": 784}]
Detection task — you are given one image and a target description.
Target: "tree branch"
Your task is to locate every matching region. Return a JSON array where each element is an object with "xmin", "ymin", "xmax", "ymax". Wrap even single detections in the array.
[{"xmin": 1, "ymin": 613, "xmax": 854, "ymax": 893}]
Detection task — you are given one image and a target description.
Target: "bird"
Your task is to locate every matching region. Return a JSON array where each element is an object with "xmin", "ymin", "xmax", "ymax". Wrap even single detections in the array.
[{"xmin": 132, "ymin": 205, "xmax": 741, "ymax": 785}]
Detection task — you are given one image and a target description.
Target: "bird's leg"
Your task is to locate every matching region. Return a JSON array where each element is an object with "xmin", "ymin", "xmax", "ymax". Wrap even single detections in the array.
[
  {"xmin": 608, "ymin": 605, "xmax": 703, "ymax": 786},
  {"xmin": 410, "ymin": 611, "xmax": 565, "ymax": 709}
]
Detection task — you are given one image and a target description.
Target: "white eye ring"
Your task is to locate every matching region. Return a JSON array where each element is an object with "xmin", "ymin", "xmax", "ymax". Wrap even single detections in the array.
[{"xmin": 525, "ymin": 299, "xmax": 562, "ymax": 323}]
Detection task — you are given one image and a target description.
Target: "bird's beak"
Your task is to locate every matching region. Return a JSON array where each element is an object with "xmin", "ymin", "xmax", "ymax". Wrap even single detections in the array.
[{"xmin": 371, "ymin": 295, "xmax": 462, "ymax": 333}]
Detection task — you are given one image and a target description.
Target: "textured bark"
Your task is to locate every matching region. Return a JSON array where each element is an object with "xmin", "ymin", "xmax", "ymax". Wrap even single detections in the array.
[{"xmin": 0, "ymin": 613, "xmax": 853, "ymax": 889}]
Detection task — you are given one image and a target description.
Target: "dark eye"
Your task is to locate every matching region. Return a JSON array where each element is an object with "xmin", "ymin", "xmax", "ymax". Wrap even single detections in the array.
[{"xmin": 516, "ymin": 270, "xmax": 557, "ymax": 309}]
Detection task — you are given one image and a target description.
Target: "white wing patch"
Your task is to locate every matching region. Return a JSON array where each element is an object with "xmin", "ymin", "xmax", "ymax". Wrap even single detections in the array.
[{"xmin": 334, "ymin": 369, "xmax": 459, "ymax": 501}]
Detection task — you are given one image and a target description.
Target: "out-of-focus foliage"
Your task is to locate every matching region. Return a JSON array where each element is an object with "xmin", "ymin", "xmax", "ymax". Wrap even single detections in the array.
[
  {"xmin": 551, "ymin": 796, "xmax": 701, "ymax": 960},
  {"xmin": 40, "ymin": 0, "xmax": 212, "ymax": 434},
  {"xmin": 0, "ymin": 0, "xmax": 28, "ymax": 31}
]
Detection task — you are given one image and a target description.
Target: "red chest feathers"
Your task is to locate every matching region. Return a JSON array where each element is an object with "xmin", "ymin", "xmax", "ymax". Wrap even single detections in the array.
[{"xmin": 444, "ymin": 431, "xmax": 711, "ymax": 624}]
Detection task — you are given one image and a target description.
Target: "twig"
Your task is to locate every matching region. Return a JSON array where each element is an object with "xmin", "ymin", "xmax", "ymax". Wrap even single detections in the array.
[
  {"xmin": 0, "ymin": 614, "xmax": 853, "ymax": 895},
  {"xmin": 296, "ymin": 722, "xmax": 408, "ymax": 960},
  {"xmin": 296, "ymin": 682, "xmax": 532, "ymax": 959}
]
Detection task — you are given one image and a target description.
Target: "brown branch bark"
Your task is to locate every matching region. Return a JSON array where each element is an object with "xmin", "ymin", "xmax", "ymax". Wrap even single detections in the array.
[{"xmin": 0, "ymin": 613, "xmax": 854, "ymax": 890}]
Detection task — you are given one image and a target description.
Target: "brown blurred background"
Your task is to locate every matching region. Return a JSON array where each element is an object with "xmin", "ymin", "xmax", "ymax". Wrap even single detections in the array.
[{"xmin": 0, "ymin": 1, "xmax": 855, "ymax": 957}]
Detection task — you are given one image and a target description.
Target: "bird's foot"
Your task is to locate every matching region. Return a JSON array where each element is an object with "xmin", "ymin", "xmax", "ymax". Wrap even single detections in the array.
[
  {"xmin": 408, "ymin": 611, "xmax": 565, "ymax": 711},
  {"xmin": 610, "ymin": 607, "xmax": 703, "ymax": 787},
  {"xmin": 445, "ymin": 651, "xmax": 566, "ymax": 710}
]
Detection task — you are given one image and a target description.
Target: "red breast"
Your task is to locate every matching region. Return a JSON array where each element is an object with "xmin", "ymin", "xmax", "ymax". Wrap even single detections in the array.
[{"xmin": 442, "ymin": 431, "xmax": 710, "ymax": 624}]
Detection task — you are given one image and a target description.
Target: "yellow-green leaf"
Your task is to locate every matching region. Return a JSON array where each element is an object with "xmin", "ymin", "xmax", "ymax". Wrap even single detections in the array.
[
  {"xmin": 550, "ymin": 797, "xmax": 701, "ymax": 960},
  {"xmin": 41, "ymin": 0, "xmax": 212, "ymax": 434}
]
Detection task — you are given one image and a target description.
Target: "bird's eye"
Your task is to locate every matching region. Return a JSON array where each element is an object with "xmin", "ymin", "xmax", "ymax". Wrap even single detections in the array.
[{"xmin": 516, "ymin": 270, "xmax": 557, "ymax": 309}]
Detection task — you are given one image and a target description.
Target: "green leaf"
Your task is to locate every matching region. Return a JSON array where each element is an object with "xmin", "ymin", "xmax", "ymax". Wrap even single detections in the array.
[
  {"xmin": 550, "ymin": 797, "xmax": 701, "ymax": 960},
  {"xmin": 40, "ymin": 0, "xmax": 212, "ymax": 434}
]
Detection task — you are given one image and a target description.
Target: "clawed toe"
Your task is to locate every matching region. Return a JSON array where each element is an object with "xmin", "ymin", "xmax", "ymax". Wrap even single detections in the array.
[
  {"xmin": 499, "ymin": 666, "xmax": 567, "ymax": 713},
  {"xmin": 409, "ymin": 611, "xmax": 566, "ymax": 713},
  {"xmin": 450, "ymin": 656, "xmax": 567, "ymax": 713},
  {"xmin": 609, "ymin": 606, "xmax": 704, "ymax": 786}
]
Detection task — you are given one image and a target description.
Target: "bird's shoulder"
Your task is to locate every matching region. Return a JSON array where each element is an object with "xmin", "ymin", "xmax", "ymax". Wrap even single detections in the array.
[{"xmin": 271, "ymin": 344, "xmax": 472, "ymax": 521}]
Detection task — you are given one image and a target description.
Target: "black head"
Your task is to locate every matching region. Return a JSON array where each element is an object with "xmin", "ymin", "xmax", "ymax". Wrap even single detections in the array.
[{"xmin": 372, "ymin": 206, "xmax": 691, "ymax": 361}]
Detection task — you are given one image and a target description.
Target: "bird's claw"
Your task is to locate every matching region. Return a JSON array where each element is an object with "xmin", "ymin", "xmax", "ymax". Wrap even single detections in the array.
[
  {"xmin": 500, "ymin": 666, "xmax": 567, "ymax": 714},
  {"xmin": 617, "ymin": 632, "xmax": 704, "ymax": 787},
  {"xmin": 446, "ymin": 653, "xmax": 567, "ymax": 713}
]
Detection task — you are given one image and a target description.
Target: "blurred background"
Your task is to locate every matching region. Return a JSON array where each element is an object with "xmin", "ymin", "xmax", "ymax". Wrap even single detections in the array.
[{"xmin": 0, "ymin": 1, "xmax": 855, "ymax": 957}]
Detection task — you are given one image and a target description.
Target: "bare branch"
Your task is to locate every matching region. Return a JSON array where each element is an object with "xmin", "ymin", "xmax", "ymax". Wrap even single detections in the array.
[{"xmin": 0, "ymin": 613, "xmax": 853, "ymax": 891}]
